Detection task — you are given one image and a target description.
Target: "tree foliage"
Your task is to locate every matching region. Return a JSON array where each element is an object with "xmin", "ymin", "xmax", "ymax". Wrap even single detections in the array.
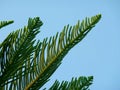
[{"xmin": 0, "ymin": 14, "xmax": 101, "ymax": 90}]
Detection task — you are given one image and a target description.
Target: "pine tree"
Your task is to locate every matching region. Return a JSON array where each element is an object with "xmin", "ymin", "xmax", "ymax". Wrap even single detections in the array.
[{"xmin": 0, "ymin": 14, "xmax": 101, "ymax": 90}]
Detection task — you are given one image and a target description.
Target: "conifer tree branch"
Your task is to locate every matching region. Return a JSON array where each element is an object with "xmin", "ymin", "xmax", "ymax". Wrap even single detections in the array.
[
  {"xmin": 0, "ymin": 14, "xmax": 101, "ymax": 90},
  {"xmin": 24, "ymin": 14, "xmax": 101, "ymax": 90},
  {"xmin": 0, "ymin": 17, "xmax": 43, "ymax": 87},
  {"xmin": 0, "ymin": 20, "xmax": 14, "ymax": 29},
  {"xmin": 47, "ymin": 76, "xmax": 93, "ymax": 90}
]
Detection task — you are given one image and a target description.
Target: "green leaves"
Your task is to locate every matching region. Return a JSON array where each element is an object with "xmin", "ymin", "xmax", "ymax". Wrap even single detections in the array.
[
  {"xmin": 48, "ymin": 76, "xmax": 93, "ymax": 90},
  {"xmin": 28, "ymin": 17, "xmax": 43, "ymax": 30},
  {"xmin": 0, "ymin": 17, "xmax": 43, "ymax": 88},
  {"xmin": 0, "ymin": 14, "xmax": 101, "ymax": 90},
  {"xmin": 0, "ymin": 20, "xmax": 14, "ymax": 29},
  {"xmin": 23, "ymin": 14, "xmax": 101, "ymax": 90}
]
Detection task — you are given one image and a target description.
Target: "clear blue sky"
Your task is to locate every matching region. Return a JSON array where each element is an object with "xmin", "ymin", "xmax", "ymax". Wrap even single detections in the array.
[{"xmin": 0, "ymin": 0, "xmax": 120, "ymax": 90}]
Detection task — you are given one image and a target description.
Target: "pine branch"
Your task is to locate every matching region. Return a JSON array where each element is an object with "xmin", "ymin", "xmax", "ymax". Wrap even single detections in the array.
[
  {"xmin": 47, "ymin": 76, "xmax": 93, "ymax": 90},
  {"xmin": 0, "ymin": 17, "xmax": 43, "ymax": 87},
  {"xmin": 0, "ymin": 20, "xmax": 14, "ymax": 29},
  {"xmin": 24, "ymin": 14, "xmax": 101, "ymax": 90},
  {"xmin": 0, "ymin": 14, "xmax": 101, "ymax": 90}
]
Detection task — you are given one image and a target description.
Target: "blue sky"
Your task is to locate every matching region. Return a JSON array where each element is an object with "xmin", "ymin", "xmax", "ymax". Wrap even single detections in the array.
[{"xmin": 0, "ymin": 0, "xmax": 120, "ymax": 90}]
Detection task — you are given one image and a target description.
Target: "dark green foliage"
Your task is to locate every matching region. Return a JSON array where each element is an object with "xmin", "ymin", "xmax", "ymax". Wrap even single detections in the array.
[
  {"xmin": 0, "ymin": 17, "xmax": 43, "ymax": 87},
  {"xmin": 0, "ymin": 20, "xmax": 14, "ymax": 29},
  {"xmin": 0, "ymin": 14, "xmax": 101, "ymax": 90},
  {"xmin": 48, "ymin": 76, "xmax": 93, "ymax": 90}
]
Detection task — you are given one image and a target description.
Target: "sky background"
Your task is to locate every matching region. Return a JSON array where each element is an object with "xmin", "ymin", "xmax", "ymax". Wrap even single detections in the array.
[{"xmin": 0, "ymin": 0, "xmax": 120, "ymax": 90}]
